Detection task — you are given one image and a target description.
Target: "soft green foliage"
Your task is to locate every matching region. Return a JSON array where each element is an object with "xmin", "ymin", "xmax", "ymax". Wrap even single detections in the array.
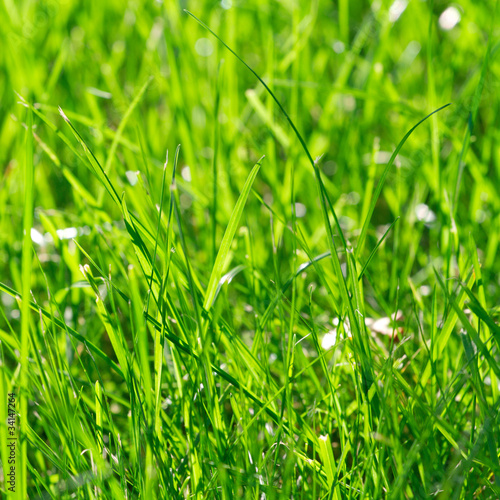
[{"xmin": 1, "ymin": 0, "xmax": 500, "ymax": 498}]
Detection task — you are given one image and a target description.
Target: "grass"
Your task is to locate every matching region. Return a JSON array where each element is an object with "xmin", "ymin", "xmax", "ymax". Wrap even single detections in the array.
[{"xmin": 1, "ymin": 0, "xmax": 500, "ymax": 498}]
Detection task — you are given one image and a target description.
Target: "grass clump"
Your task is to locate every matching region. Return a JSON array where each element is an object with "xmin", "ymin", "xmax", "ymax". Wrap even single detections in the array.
[{"xmin": 1, "ymin": 1, "xmax": 500, "ymax": 498}]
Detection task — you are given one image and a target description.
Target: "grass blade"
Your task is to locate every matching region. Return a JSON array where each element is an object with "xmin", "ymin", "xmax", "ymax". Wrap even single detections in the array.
[
  {"xmin": 19, "ymin": 105, "xmax": 34, "ymax": 500},
  {"xmin": 356, "ymin": 103, "xmax": 450, "ymax": 258},
  {"xmin": 203, "ymin": 157, "xmax": 264, "ymax": 311}
]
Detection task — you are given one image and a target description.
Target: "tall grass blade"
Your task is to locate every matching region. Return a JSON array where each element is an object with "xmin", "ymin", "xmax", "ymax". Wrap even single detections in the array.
[
  {"xmin": 203, "ymin": 157, "xmax": 263, "ymax": 311},
  {"xmin": 19, "ymin": 105, "xmax": 34, "ymax": 500}
]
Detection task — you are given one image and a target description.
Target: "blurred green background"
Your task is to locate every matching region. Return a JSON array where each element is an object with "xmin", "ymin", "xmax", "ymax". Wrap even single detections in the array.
[{"xmin": 1, "ymin": 0, "xmax": 499, "ymax": 303}]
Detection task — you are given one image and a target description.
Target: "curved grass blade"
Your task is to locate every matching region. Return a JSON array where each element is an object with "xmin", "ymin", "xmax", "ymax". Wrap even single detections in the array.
[
  {"xmin": 356, "ymin": 103, "xmax": 450, "ymax": 258},
  {"xmin": 184, "ymin": 10, "xmax": 351, "ymax": 311},
  {"xmin": 211, "ymin": 264, "xmax": 246, "ymax": 307}
]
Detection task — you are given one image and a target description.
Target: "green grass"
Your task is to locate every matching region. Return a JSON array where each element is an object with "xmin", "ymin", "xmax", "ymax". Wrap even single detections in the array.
[{"xmin": 1, "ymin": 0, "xmax": 500, "ymax": 498}]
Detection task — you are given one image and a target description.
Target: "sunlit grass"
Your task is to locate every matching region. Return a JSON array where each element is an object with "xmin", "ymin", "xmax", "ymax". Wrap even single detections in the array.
[{"xmin": 1, "ymin": 1, "xmax": 500, "ymax": 498}]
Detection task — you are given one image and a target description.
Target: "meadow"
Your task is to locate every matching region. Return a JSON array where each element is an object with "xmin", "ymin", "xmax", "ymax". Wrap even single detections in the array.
[{"xmin": 1, "ymin": 0, "xmax": 500, "ymax": 498}]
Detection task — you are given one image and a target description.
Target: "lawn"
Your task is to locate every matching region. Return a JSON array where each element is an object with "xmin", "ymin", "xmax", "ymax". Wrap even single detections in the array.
[{"xmin": 1, "ymin": 0, "xmax": 500, "ymax": 498}]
